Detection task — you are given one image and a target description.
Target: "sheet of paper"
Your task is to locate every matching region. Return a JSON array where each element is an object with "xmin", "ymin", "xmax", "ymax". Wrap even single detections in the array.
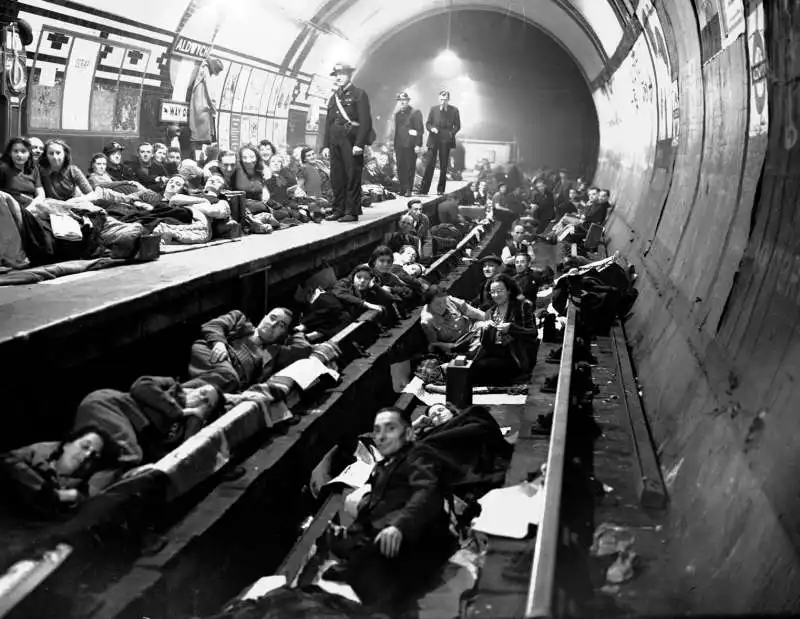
[
  {"xmin": 472, "ymin": 483, "xmax": 544, "ymax": 539},
  {"xmin": 325, "ymin": 440, "xmax": 381, "ymax": 490},
  {"xmin": 240, "ymin": 575, "xmax": 287, "ymax": 600}
]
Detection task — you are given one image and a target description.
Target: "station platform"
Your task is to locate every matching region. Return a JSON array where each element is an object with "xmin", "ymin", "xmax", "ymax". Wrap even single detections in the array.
[
  {"xmin": 0, "ymin": 182, "xmax": 465, "ymax": 348},
  {"xmin": 0, "ymin": 181, "xmax": 467, "ymax": 445}
]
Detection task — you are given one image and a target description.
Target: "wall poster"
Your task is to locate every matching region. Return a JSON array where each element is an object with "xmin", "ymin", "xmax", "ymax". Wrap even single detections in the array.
[{"xmin": 28, "ymin": 28, "xmax": 148, "ymax": 135}]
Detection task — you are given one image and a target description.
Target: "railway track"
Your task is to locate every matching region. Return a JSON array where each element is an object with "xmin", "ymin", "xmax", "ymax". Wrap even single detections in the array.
[{"xmin": 0, "ymin": 221, "xmax": 503, "ymax": 619}]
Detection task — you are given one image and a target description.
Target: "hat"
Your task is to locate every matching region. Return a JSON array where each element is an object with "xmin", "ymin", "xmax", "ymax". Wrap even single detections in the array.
[
  {"xmin": 103, "ymin": 141, "xmax": 125, "ymax": 156},
  {"xmin": 439, "ymin": 89, "xmax": 451, "ymax": 97},
  {"xmin": 479, "ymin": 254, "xmax": 502, "ymax": 265},
  {"xmin": 407, "ymin": 198, "xmax": 422, "ymax": 208},
  {"xmin": 350, "ymin": 262, "xmax": 373, "ymax": 277},
  {"xmin": 330, "ymin": 62, "xmax": 355, "ymax": 76},
  {"xmin": 396, "ymin": 91, "xmax": 410, "ymax": 101}
]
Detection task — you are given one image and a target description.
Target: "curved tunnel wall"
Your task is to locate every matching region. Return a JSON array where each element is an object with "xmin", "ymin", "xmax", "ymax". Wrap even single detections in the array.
[{"xmin": 11, "ymin": 0, "xmax": 800, "ymax": 611}]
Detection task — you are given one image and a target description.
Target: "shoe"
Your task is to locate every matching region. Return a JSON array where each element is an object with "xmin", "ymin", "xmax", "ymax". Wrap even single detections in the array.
[
  {"xmin": 325, "ymin": 212, "xmax": 344, "ymax": 221},
  {"xmin": 338, "ymin": 214, "xmax": 359, "ymax": 222},
  {"xmin": 437, "ymin": 191, "xmax": 445, "ymax": 196}
]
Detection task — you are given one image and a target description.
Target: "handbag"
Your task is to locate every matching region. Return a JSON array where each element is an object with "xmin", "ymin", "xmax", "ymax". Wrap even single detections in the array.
[{"xmin": 334, "ymin": 94, "xmax": 376, "ymax": 146}]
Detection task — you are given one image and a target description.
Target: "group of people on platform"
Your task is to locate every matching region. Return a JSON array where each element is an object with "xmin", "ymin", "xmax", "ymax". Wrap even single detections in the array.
[{"xmin": 0, "ymin": 125, "xmax": 412, "ymax": 273}]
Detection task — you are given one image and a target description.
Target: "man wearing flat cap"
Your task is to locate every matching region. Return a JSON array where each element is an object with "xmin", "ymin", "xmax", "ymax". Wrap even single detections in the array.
[
  {"xmin": 393, "ymin": 92, "xmax": 424, "ymax": 197},
  {"xmin": 322, "ymin": 62, "xmax": 374, "ymax": 222},
  {"xmin": 420, "ymin": 89, "xmax": 461, "ymax": 196}
]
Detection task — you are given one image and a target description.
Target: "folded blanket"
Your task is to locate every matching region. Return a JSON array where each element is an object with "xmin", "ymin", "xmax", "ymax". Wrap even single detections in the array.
[{"xmin": 0, "ymin": 257, "xmax": 125, "ymax": 286}]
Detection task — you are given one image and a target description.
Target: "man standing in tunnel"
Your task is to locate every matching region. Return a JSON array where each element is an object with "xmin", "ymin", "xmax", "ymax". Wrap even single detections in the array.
[
  {"xmin": 323, "ymin": 63, "xmax": 374, "ymax": 223},
  {"xmin": 393, "ymin": 92, "xmax": 424, "ymax": 197},
  {"xmin": 420, "ymin": 89, "xmax": 461, "ymax": 196}
]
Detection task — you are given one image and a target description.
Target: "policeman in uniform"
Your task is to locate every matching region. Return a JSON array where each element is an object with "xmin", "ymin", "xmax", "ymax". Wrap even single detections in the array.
[
  {"xmin": 393, "ymin": 92, "xmax": 424, "ymax": 197},
  {"xmin": 420, "ymin": 89, "xmax": 461, "ymax": 196},
  {"xmin": 322, "ymin": 62, "xmax": 373, "ymax": 222}
]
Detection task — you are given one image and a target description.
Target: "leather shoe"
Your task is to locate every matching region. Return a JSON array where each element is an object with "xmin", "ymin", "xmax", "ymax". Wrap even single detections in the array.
[
  {"xmin": 338, "ymin": 214, "xmax": 359, "ymax": 222},
  {"xmin": 325, "ymin": 212, "xmax": 344, "ymax": 221}
]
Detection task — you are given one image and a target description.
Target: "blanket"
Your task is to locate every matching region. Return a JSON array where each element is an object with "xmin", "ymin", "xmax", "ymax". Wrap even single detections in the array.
[{"xmin": 0, "ymin": 257, "xmax": 125, "ymax": 286}]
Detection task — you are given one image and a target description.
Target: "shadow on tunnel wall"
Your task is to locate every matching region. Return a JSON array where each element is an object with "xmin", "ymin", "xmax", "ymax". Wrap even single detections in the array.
[{"xmin": 355, "ymin": 9, "xmax": 599, "ymax": 178}]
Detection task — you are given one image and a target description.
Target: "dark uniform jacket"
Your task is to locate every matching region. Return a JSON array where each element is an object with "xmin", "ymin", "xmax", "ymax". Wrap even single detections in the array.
[
  {"xmin": 425, "ymin": 105, "xmax": 461, "ymax": 148},
  {"xmin": 394, "ymin": 107, "xmax": 424, "ymax": 149},
  {"xmin": 324, "ymin": 84, "xmax": 373, "ymax": 149}
]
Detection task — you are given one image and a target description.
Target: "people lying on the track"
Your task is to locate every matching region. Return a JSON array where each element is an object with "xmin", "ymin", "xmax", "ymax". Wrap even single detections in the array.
[
  {"xmin": 471, "ymin": 254, "xmax": 504, "ymax": 310},
  {"xmin": 391, "ymin": 244, "xmax": 429, "ymax": 295},
  {"xmin": 511, "ymin": 253, "xmax": 540, "ymax": 304},
  {"xmin": 188, "ymin": 307, "xmax": 312, "ymax": 393},
  {"xmin": 0, "ymin": 425, "xmax": 118, "ymax": 518},
  {"xmin": 127, "ymin": 142, "xmax": 169, "ymax": 193},
  {"xmin": 386, "ymin": 213, "xmax": 423, "ymax": 256},
  {"xmin": 469, "ymin": 274, "xmax": 539, "ymax": 385},
  {"xmin": 73, "ymin": 378, "xmax": 225, "ymax": 473},
  {"xmin": 501, "ymin": 223, "xmax": 536, "ymax": 268},
  {"xmin": 420, "ymin": 285, "xmax": 484, "ymax": 356},
  {"xmin": 319, "ymin": 406, "xmax": 454, "ymax": 611},
  {"xmin": 370, "ymin": 244, "xmax": 417, "ymax": 307},
  {"xmin": 300, "ymin": 263, "xmax": 397, "ymax": 339},
  {"xmin": 410, "ymin": 402, "xmax": 460, "ymax": 439},
  {"xmin": 0, "ymin": 137, "xmax": 46, "ymax": 208}
]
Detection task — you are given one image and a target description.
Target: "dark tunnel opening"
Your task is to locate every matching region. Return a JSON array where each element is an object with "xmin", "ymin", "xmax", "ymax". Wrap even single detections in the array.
[{"xmin": 356, "ymin": 9, "xmax": 600, "ymax": 178}]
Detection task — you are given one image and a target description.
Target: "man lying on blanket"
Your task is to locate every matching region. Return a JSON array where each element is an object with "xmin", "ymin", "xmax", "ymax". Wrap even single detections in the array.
[{"xmin": 187, "ymin": 307, "xmax": 312, "ymax": 394}]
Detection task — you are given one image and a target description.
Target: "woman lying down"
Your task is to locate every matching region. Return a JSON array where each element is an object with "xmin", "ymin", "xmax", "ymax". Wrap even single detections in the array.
[
  {"xmin": 0, "ymin": 378, "xmax": 224, "ymax": 518},
  {"xmin": 202, "ymin": 404, "xmax": 512, "ymax": 618}
]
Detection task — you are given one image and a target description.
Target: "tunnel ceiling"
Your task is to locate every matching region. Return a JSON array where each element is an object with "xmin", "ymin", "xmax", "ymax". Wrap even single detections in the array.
[{"xmin": 169, "ymin": 0, "xmax": 627, "ymax": 84}]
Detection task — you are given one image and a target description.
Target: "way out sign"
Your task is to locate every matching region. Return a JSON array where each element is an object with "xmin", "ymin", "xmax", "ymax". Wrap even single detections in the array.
[{"xmin": 160, "ymin": 100, "xmax": 189, "ymax": 124}]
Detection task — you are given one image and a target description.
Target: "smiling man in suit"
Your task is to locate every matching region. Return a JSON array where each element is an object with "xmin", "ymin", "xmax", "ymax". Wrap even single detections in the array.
[{"xmin": 419, "ymin": 89, "xmax": 461, "ymax": 196}]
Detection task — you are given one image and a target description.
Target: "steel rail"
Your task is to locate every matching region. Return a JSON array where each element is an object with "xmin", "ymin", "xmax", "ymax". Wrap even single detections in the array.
[{"xmin": 525, "ymin": 302, "xmax": 577, "ymax": 618}]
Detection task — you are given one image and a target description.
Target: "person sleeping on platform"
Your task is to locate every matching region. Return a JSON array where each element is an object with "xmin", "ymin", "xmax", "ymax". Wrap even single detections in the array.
[{"xmin": 188, "ymin": 307, "xmax": 312, "ymax": 393}]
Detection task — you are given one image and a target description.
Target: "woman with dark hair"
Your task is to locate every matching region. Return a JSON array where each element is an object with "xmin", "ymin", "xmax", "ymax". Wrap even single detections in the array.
[
  {"xmin": 0, "ymin": 137, "xmax": 45, "ymax": 208},
  {"xmin": 0, "ymin": 425, "xmax": 118, "ymax": 517},
  {"xmin": 231, "ymin": 145, "xmax": 270, "ymax": 213},
  {"xmin": 471, "ymin": 273, "xmax": 539, "ymax": 385},
  {"xmin": 420, "ymin": 285, "xmax": 483, "ymax": 355},
  {"xmin": 258, "ymin": 140, "xmax": 276, "ymax": 162},
  {"xmin": 38, "ymin": 138, "xmax": 95, "ymax": 201}
]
